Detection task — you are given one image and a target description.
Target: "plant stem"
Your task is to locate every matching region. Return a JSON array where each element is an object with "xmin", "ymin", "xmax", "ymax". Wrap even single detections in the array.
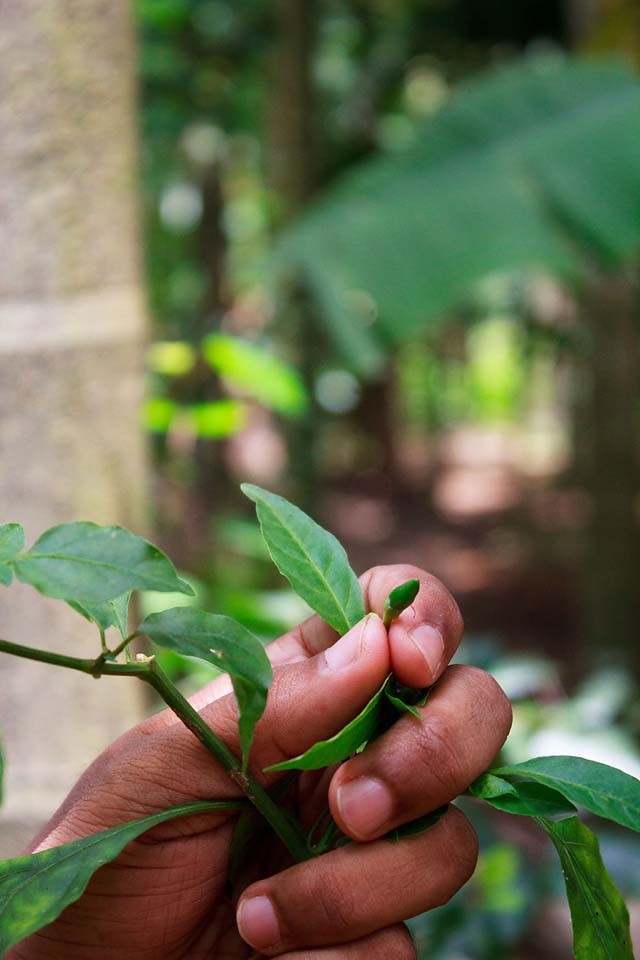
[
  {"xmin": 143, "ymin": 659, "xmax": 310, "ymax": 861},
  {"xmin": 0, "ymin": 638, "xmax": 148, "ymax": 678},
  {"xmin": 0, "ymin": 638, "xmax": 311, "ymax": 863}
]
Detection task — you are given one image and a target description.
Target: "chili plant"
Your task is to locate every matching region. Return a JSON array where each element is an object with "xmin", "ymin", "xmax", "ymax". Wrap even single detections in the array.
[{"xmin": 0, "ymin": 488, "xmax": 638, "ymax": 958}]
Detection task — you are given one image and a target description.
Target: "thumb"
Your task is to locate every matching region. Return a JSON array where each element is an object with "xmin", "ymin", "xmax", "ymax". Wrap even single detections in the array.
[{"xmin": 205, "ymin": 612, "xmax": 390, "ymax": 775}]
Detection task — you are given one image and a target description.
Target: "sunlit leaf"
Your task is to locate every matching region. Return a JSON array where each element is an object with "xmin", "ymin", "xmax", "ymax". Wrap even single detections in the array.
[
  {"xmin": 141, "ymin": 396, "xmax": 176, "ymax": 434},
  {"xmin": 540, "ymin": 816, "xmax": 633, "ymax": 960},
  {"xmin": 242, "ymin": 484, "xmax": 365, "ymax": 636},
  {"xmin": 13, "ymin": 523, "xmax": 194, "ymax": 604},
  {"xmin": 494, "ymin": 756, "xmax": 640, "ymax": 833},
  {"xmin": 203, "ymin": 334, "xmax": 307, "ymax": 418},
  {"xmin": 146, "ymin": 340, "xmax": 196, "ymax": 376},
  {"xmin": 0, "ymin": 798, "xmax": 244, "ymax": 956},
  {"xmin": 138, "ymin": 608, "xmax": 272, "ymax": 769},
  {"xmin": 187, "ymin": 399, "xmax": 247, "ymax": 438}
]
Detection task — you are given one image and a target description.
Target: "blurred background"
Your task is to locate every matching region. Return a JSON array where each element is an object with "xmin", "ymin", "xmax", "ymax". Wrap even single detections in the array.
[{"xmin": 1, "ymin": 1, "xmax": 639, "ymax": 957}]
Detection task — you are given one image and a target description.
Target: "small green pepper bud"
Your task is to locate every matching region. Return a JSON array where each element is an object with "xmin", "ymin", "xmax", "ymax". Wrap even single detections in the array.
[{"xmin": 383, "ymin": 578, "xmax": 420, "ymax": 627}]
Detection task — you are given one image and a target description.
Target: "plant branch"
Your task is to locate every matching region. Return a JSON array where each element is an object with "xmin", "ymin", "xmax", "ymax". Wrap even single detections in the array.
[
  {"xmin": 142, "ymin": 659, "xmax": 310, "ymax": 861},
  {"xmin": 0, "ymin": 637, "xmax": 311, "ymax": 863},
  {"xmin": 0, "ymin": 638, "xmax": 149, "ymax": 678}
]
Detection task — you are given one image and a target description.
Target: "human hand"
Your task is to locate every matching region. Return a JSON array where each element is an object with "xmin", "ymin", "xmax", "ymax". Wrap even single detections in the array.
[{"xmin": 11, "ymin": 564, "xmax": 511, "ymax": 960}]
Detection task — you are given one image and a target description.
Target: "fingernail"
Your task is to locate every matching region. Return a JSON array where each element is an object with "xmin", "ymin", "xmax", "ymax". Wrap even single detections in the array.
[
  {"xmin": 336, "ymin": 776, "xmax": 394, "ymax": 839},
  {"xmin": 408, "ymin": 624, "xmax": 444, "ymax": 680},
  {"xmin": 237, "ymin": 895, "xmax": 280, "ymax": 950},
  {"xmin": 324, "ymin": 613, "xmax": 378, "ymax": 672}
]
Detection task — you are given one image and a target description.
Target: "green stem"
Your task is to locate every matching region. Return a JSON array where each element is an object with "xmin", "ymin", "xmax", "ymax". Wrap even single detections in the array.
[
  {"xmin": 0, "ymin": 638, "xmax": 148, "ymax": 678},
  {"xmin": 0, "ymin": 638, "xmax": 310, "ymax": 862},
  {"xmin": 92, "ymin": 631, "xmax": 139, "ymax": 672},
  {"xmin": 143, "ymin": 659, "xmax": 310, "ymax": 861}
]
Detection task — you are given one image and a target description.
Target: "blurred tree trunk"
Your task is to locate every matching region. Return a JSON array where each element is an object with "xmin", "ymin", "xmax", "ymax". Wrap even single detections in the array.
[
  {"xmin": 0, "ymin": 0, "xmax": 147, "ymax": 855},
  {"xmin": 564, "ymin": 1, "xmax": 640, "ymax": 677},
  {"xmin": 192, "ymin": 167, "xmax": 227, "ymax": 525},
  {"xmin": 578, "ymin": 272, "xmax": 640, "ymax": 676},
  {"xmin": 266, "ymin": 0, "xmax": 321, "ymax": 509}
]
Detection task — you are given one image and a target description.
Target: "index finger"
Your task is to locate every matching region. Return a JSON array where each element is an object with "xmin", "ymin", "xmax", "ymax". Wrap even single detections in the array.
[{"xmin": 270, "ymin": 563, "xmax": 463, "ymax": 688}]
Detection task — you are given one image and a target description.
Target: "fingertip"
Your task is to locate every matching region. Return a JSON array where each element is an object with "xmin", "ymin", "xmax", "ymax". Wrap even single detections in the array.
[{"xmin": 388, "ymin": 619, "xmax": 444, "ymax": 687}]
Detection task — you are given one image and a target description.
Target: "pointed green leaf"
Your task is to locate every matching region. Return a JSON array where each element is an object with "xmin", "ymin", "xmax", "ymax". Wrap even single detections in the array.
[
  {"xmin": 266, "ymin": 680, "xmax": 387, "ymax": 772},
  {"xmin": 387, "ymin": 805, "xmax": 448, "ymax": 842},
  {"xmin": 383, "ymin": 579, "xmax": 420, "ymax": 627},
  {"xmin": 469, "ymin": 772, "xmax": 518, "ymax": 800},
  {"xmin": 0, "ymin": 566, "xmax": 12, "ymax": 587},
  {"xmin": 242, "ymin": 484, "xmax": 365, "ymax": 636},
  {"xmin": 539, "ymin": 816, "xmax": 633, "ymax": 960},
  {"xmin": 0, "ymin": 799, "xmax": 244, "ymax": 956},
  {"xmin": 13, "ymin": 523, "xmax": 194, "ymax": 604},
  {"xmin": 478, "ymin": 780, "xmax": 576, "ymax": 818},
  {"xmin": 68, "ymin": 592, "xmax": 131, "ymax": 640},
  {"xmin": 0, "ymin": 525, "xmax": 24, "ymax": 562},
  {"xmin": 138, "ymin": 608, "xmax": 272, "ymax": 769},
  {"xmin": 494, "ymin": 757, "xmax": 640, "ymax": 833},
  {"xmin": 384, "ymin": 677, "xmax": 431, "ymax": 718}
]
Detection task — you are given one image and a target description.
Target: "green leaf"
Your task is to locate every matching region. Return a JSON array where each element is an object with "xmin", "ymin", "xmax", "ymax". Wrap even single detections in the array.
[
  {"xmin": 266, "ymin": 680, "xmax": 388, "ymax": 772},
  {"xmin": 13, "ymin": 522, "xmax": 194, "ymax": 604},
  {"xmin": 469, "ymin": 772, "xmax": 518, "ymax": 800},
  {"xmin": 141, "ymin": 396, "xmax": 176, "ymax": 434},
  {"xmin": 539, "ymin": 816, "xmax": 633, "ymax": 960},
  {"xmin": 138, "ymin": 608, "xmax": 272, "ymax": 769},
  {"xmin": 387, "ymin": 805, "xmax": 448, "ymax": 842},
  {"xmin": 383, "ymin": 579, "xmax": 420, "ymax": 627},
  {"xmin": 479, "ymin": 780, "xmax": 577, "ymax": 818},
  {"xmin": 276, "ymin": 58, "xmax": 640, "ymax": 361},
  {"xmin": 0, "ymin": 799, "xmax": 244, "ymax": 956},
  {"xmin": 0, "ymin": 525, "xmax": 24, "ymax": 585},
  {"xmin": 202, "ymin": 334, "xmax": 307, "ymax": 418},
  {"xmin": 494, "ymin": 757, "xmax": 640, "ymax": 833},
  {"xmin": 228, "ymin": 807, "xmax": 266, "ymax": 888},
  {"xmin": 242, "ymin": 484, "xmax": 365, "ymax": 636},
  {"xmin": 0, "ymin": 525, "xmax": 24, "ymax": 562},
  {"xmin": 383, "ymin": 677, "xmax": 431, "ymax": 718},
  {"xmin": 186, "ymin": 400, "xmax": 247, "ymax": 439},
  {"xmin": 68, "ymin": 592, "xmax": 131, "ymax": 640}
]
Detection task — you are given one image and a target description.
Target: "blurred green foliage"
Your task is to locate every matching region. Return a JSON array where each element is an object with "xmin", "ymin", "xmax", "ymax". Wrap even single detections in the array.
[{"xmin": 134, "ymin": 7, "xmax": 640, "ymax": 954}]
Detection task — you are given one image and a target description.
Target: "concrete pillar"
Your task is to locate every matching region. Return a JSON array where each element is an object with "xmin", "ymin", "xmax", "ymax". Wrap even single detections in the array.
[{"xmin": 0, "ymin": 0, "xmax": 148, "ymax": 855}]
